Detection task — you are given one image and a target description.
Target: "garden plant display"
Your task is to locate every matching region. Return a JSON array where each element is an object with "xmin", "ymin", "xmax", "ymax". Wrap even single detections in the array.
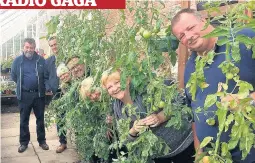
[
  {"xmin": 185, "ymin": 2, "xmax": 255, "ymax": 163},
  {"xmin": 44, "ymin": 1, "xmax": 255, "ymax": 163}
]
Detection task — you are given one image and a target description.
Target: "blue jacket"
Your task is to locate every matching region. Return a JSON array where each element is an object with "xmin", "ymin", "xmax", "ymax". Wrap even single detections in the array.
[
  {"xmin": 11, "ymin": 52, "xmax": 46, "ymax": 100},
  {"xmin": 45, "ymin": 56, "xmax": 59, "ymax": 94}
]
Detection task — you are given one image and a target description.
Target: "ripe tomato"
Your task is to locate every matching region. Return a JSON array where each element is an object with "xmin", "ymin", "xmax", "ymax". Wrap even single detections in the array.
[
  {"xmin": 202, "ymin": 156, "xmax": 210, "ymax": 163},
  {"xmin": 143, "ymin": 30, "xmax": 152, "ymax": 39}
]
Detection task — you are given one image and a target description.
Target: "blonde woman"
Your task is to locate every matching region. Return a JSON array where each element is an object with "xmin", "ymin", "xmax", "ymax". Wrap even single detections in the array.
[{"xmin": 101, "ymin": 71, "xmax": 195, "ymax": 163}]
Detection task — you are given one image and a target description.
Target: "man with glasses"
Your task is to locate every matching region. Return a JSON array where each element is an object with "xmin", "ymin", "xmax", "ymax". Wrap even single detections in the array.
[{"xmin": 66, "ymin": 57, "xmax": 86, "ymax": 79}]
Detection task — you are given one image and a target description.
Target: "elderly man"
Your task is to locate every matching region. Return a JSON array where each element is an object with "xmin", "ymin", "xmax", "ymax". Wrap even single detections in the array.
[
  {"xmin": 171, "ymin": 9, "xmax": 255, "ymax": 162},
  {"xmin": 11, "ymin": 38, "xmax": 49, "ymax": 153},
  {"xmin": 66, "ymin": 57, "xmax": 86, "ymax": 79}
]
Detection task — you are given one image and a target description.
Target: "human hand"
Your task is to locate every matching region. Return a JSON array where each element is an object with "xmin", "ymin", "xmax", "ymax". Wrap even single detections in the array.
[
  {"xmin": 106, "ymin": 130, "xmax": 113, "ymax": 140},
  {"xmin": 46, "ymin": 91, "xmax": 53, "ymax": 95},
  {"xmin": 221, "ymin": 94, "xmax": 240, "ymax": 110},
  {"xmin": 106, "ymin": 115, "xmax": 113, "ymax": 124},
  {"xmin": 129, "ymin": 120, "xmax": 147, "ymax": 136},
  {"xmin": 143, "ymin": 114, "xmax": 161, "ymax": 127}
]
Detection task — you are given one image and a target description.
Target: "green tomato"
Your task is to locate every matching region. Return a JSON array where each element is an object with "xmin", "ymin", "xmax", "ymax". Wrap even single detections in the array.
[
  {"xmin": 233, "ymin": 67, "xmax": 240, "ymax": 74},
  {"xmin": 153, "ymin": 26, "xmax": 160, "ymax": 33},
  {"xmin": 142, "ymin": 30, "xmax": 152, "ymax": 39},
  {"xmin": 222, "ymin": 84, "xmax": 228, "ymax": 90},
  {"xmin": 139, "ymin": 27, "xmax": 145, "ymax": 34},
  {"xmin": 158, "ymin": 101, "xmax": 165, "ymax": 108},
  {"xmin": 147, "ymin": 97, "xmax": 152, "ymax": 103},
  {"xmin": 152, "ymin": 106, "xmax": 159, "ymax": 112},
  {"xmin": 226, "ymin": 73, "xmax": 234, "ymax": 80},
  {"xmin": 206, "ymin": 118, "xmax": 216, "ymax": 126}
]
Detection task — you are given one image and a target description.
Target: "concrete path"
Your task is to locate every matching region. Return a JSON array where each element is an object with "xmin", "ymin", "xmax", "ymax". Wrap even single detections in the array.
[{"xmin": 1, "ymin": 113, "xmax": 80, "ymax": 163}]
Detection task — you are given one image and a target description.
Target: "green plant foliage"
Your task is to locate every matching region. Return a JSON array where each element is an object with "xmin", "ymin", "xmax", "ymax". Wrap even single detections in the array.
[
  {"xmin": 189, "ymin": 1, "xmax": 255, "ymax": 162},
  {"xmin": 45, "ymin": 2, "xmax": 189, "ymax": 162}
]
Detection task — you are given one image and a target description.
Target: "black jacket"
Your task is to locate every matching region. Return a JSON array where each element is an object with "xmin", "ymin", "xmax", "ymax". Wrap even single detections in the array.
[
  {"xmin": 11, "ymin": 52, "xmax": 46, "ymax": 100},
  {"xmin": 45, "ymin": 55, "xmax": 59, "ymax": 94}
]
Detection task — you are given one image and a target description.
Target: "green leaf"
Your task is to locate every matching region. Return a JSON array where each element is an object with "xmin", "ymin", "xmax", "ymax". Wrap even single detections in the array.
[
  {"xmin": 217, "ymin": 37, "xmax": 230, "ymax": 46},
  {"xmin": 236, "ymin": 35, "xmax": 254, "ymax": 45},
  {"xmin": 221, "ymin": 142, "xmax": 229, "ymax": 156},
  {"xmin": 225, "ymin": 114, "xmax": 234, "ymax": 132},
  {"xmin": 232, "ymin": 42, "xmax": 241, "ymax": 62},
  {"xmin": 228, "ymin": 139, "xmax": 239, "ymax": 150},
  {"xmin": 200, "ymin": 136, "xmax": 213, "ymax": 149},
  {"xmin": 204, "ymin": 94, "xmax": 217, "ymax": 108},
  {"xmin": 169, "ymin": 51, "xmax": 177, "ymax": 66},
  {"xmin": 216, "ymin": 108, "xmax": 227, "ymax": 131},
  {"xmin": 252, "ymin": 46, "xmax": 255, "ymax": 59},
  {"xmin": 204, "ymin": 28, "xmax": 229, "ymax": 38}
]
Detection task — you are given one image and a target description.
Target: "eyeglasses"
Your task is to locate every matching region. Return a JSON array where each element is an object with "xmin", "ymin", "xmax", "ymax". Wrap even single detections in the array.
[{"xmin": 49, "ymin": 43, "xmax": 57, "ymax": 48}]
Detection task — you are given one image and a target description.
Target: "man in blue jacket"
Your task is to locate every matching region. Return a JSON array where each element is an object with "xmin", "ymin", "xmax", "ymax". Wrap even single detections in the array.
[
  {"xmin": 171, "ymin": 9, "xmax": 255, "ymax": 163},
  {"xmin": 45, "ymin": 36, "xmax": 68, "ymax": 153},
  {"xmin": 11, "ymin": 38, "xmax": 49, "ymax": 153},
  {"xmin": 45, "ymin": 36, "xmax": 59, "ymax": 95}
]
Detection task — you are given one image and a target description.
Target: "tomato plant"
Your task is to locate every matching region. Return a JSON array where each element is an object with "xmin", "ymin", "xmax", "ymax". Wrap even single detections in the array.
[
  {"xmin": 187, "ymin": 2, "xmax": 255, "ymax": 163},
  {"xmin": 45, "ymin": 2, "xmax": 189, "ymax": 163}
]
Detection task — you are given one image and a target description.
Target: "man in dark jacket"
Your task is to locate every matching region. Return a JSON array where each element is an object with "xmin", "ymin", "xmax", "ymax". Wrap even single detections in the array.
[
  {"xmin": 45, "ymin": 36, "xmax": 59, "ymax": 95},
  {"xmin": 11, "ymin": 38, "xmax": 49, "ymax": 153},
  {"xmin": 45, "ymin": 36, "xmax": 67, "ymax": 153}
]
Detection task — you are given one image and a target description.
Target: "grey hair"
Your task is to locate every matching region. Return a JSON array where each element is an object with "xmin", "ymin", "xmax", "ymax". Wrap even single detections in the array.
[
  {"xmin": 171, "ymin": 8, "xmax": 202, "ymax": 29},
  {"xmin": 23, "ymin": 38, "xmax": 36, "ymax": 46}
]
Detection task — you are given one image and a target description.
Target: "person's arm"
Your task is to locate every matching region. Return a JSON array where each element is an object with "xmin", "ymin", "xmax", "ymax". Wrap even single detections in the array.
[
  {"xmin": 44, "ymin": 59, "xmax": 51, "ymax": 92},
  {"xmin": 11, "ymin": 58, "xmax": 17, "ymax": 83},
  {"xmin": 193, "ymin": 123, "xmax": 203, "ymax": 161}
]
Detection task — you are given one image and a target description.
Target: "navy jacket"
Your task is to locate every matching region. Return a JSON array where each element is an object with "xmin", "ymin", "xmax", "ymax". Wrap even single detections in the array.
[
  {"xmin": 11, "ymin": 52, "xmax": 46, "ymax": 100},
  {"xmin": 44, "ymin": 56, "xmax": 59, "ymax": 94}
]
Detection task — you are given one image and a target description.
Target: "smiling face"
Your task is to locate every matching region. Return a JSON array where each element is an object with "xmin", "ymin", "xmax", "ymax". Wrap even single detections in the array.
[
  {"xmin": 23, "ymin": 42, "xmax": 35, "ymax": 59},
  {"xmin": 49, "ymin": 38, "xmax": 58, "ymax": 54},
  {"xmin": 172, "ymin": 13, "xmax": 212, "ymax": 53},
  {"xmin": 59, "ymin": 72, "xmax": 71, "ymax": 83},
  {"xmin": 104, "ymin": 72, "xmax": 129, "ymax": 101},
  {"xmin": 70, "ymin": 64, "xmax": 85, "ymax": 79}
]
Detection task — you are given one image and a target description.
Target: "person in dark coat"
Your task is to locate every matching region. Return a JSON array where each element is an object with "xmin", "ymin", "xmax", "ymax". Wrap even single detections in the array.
[
  {"xmin": 45, "ymin": 36, "xmax": 68, "ymax": 153},
  {"xmin": 11, "ymin": 38, "xmax": 49, "ymax": 153},
  {"xmin": 101, "ymin": 71, "xmax": 195, "ymax": 163}
]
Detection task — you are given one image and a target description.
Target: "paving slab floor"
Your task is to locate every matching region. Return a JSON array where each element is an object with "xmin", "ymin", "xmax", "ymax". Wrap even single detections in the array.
[{"xmin": 1, "ymin": 113, "xmax": 80, "ymax": 163}]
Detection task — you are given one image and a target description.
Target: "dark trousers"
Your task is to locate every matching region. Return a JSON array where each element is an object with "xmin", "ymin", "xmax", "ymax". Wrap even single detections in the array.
[
  {"xmin": 18, "ymin": 92, "xmax": 46, "ymax": 146},
  {"xmin": 154, "ymin": 142, "xmax": 195, "ymax": 163},
  {"xmin": 57, "ymin": 113, "xmax": 67, "ymax": 144},
  {"xmin": 52, "ymin": 91, "xmax": 67, "ymax": 145}
]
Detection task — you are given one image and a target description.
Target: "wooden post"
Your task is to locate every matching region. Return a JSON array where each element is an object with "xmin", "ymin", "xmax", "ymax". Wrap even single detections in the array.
[{"xmin": 177, "ymin": 1, "xmax": 190, "ymax": 89}]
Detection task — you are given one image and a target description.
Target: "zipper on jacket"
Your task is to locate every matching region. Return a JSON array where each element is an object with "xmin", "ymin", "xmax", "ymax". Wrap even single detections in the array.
[
  {"xmin": 36, "ymin": 58, "xmax": 40, "ymax": 97},
  {"xmin": 19, "ymin": 66, "xmax": 22, "ymax": 99}
]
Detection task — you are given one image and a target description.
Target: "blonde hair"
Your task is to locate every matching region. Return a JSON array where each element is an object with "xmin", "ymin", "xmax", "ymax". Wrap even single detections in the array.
[{"xmin": 101, "ymin": 71, "xmax": 121, "ymax": 89}]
